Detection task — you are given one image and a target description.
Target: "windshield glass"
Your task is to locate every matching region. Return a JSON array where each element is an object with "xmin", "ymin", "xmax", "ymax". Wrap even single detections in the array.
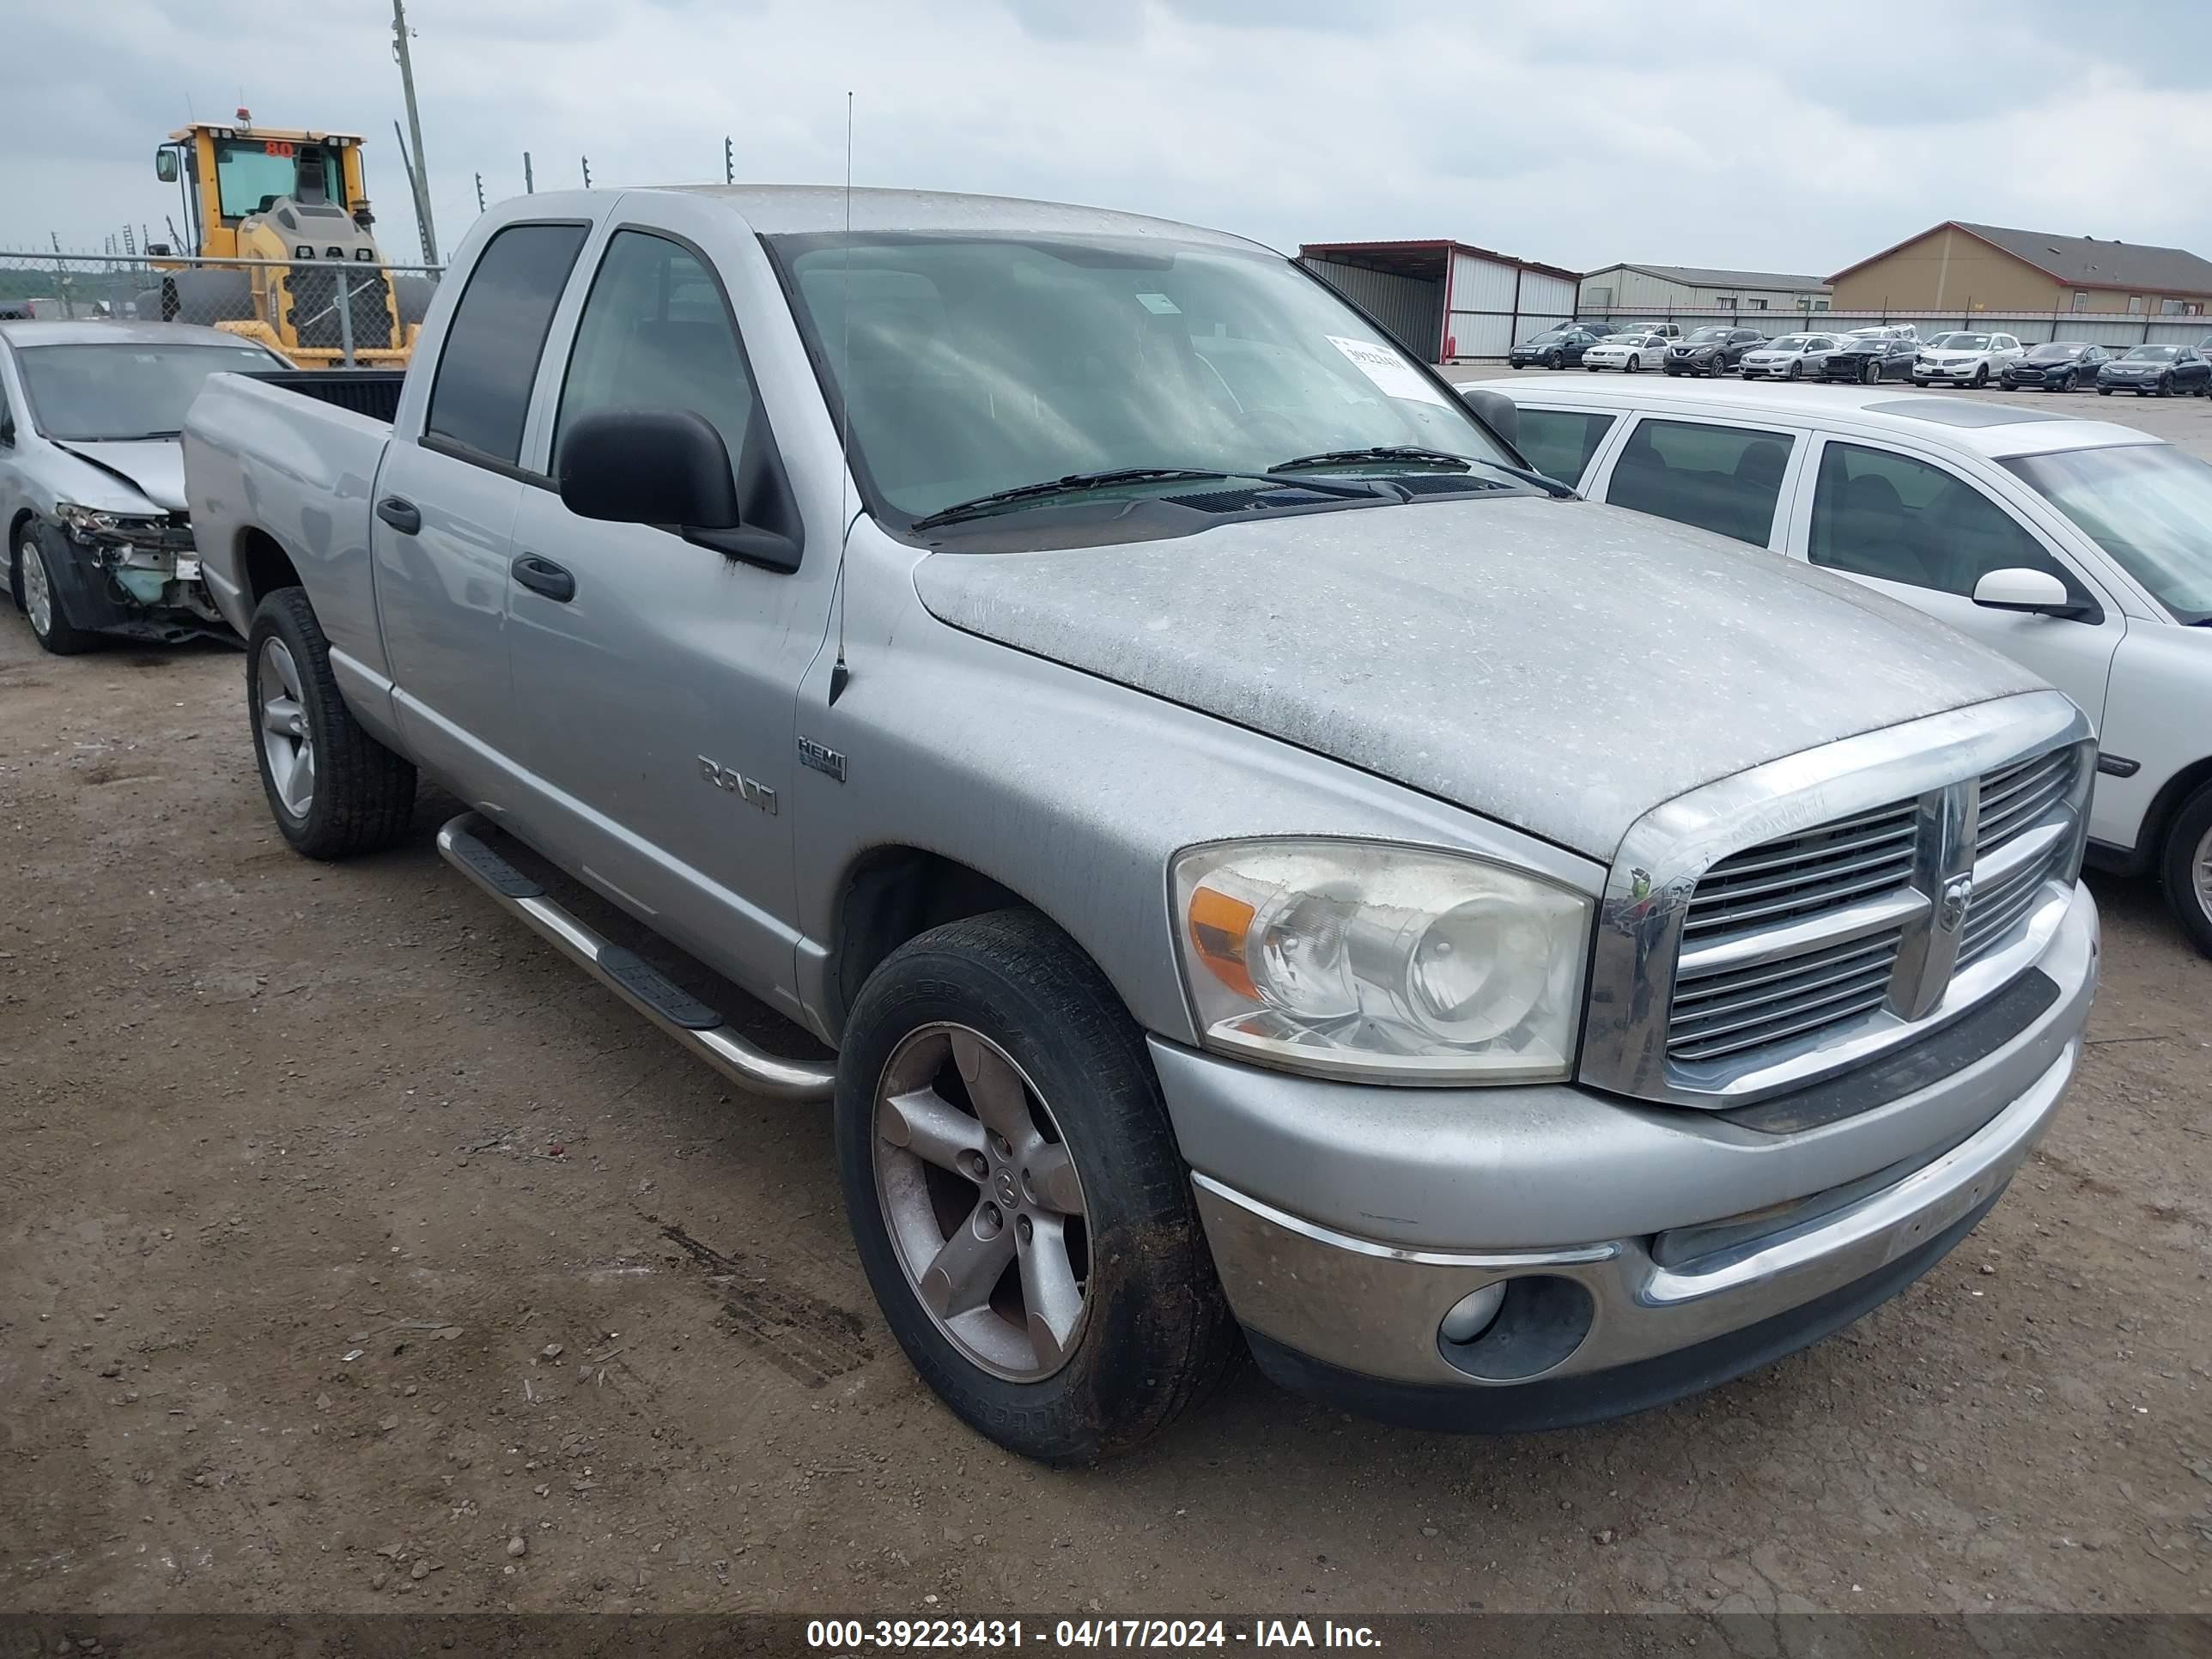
[
  {"xmin": 15, "ymin": 341, "xmax": 283, "ymax": 441},
  {"xmin": 1685, "ymin": 327, "xmax": 1729, "ymax": 343},
  {"xmin": 211, "ymin": 137, "xmax": 344, "ymax": 219},
  {"xmin": 2002, "ymin": 445, "xmax": 2212, "ymax": 623},
  {"xmin": 2027, "ymin": 343, "xmax": 2081, "ymax": 362},
  {"xmin": 1931, "ymin": 333, "xmax": 1992, "ymax": 350},
  {"xmin": 774, "ymin": 233, "xmax": 1516, "ymax": 523},
  {"xmin": 2122, "ymin": 345, "xmax": 2177, "ymax": 362}
]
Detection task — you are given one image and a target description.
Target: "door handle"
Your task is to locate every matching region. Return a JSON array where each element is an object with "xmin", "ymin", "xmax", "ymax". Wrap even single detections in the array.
[
  {"xmin": 511, "ymin": 552, "xmax": 576, "ymax": 604},
  {"xmin": 376, "ymin": 495, "xmax": 422, "ymax": 535}
]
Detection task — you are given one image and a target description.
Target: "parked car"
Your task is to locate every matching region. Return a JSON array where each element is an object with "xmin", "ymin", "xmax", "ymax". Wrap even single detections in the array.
[
  {"xmin": 1819, "ymin": 333, "xmax": 1918, "ymax": 385},
  {"xmin": 1845, "ymin": 324, "xmax": 1919, "ymax": 343},
  {"xmin": 1663, "ymin": 326, "xmax": 1764, "ymax": 377},
  {"xmin": 1474, "ymin": 374, "xmax": 2212, "ymax": 955},
  {"xmin": 186, "ymin": 183, "xmax": 2099, "ymax": 1462},
  {"xmin": 2002, "ymin": 342, "xmax": 2109, "ymax": 392},
  {"xmin": 1579, "ymin": 330, "xmax": 1668, "ymax": 373},
  {"xmin": 1737, "ymin": 332, "xmax": 1845, "ymax": 380},
  {"xmin": 2094, "ymin": 343, "xmax": 2211, "ymax": 398},
  {"xmin": 0, "ymin": 319, "xmax": 285, "ymax": 653},
  {"xmin": 1510, "ymin": 324, "xmax": 1607, "ymax": 369},
  {"xmin": 1911, "ymin": 331, "xmax": 2026, "ymax": 387},
  {"xmin": 1605, "ymin": 321, "xmax": 1681, "ymax": 341}
]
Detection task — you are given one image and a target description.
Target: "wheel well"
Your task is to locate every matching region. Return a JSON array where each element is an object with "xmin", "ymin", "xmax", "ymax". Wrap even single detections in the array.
[
  {"xmin": 236, "ymin": 526, "xmax": 302, "ymax": 612},
  {"xmin": 2142, "ymin": 757, "xmax": 2212, "ymax": 870},
  {"xmin": 830, "ymin": 848, "xmax": 1027, "ymax": 1027}
]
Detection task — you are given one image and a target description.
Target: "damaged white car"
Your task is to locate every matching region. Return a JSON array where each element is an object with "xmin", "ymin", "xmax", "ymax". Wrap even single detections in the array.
[{"xmin": 1, "ymin": 320, "xmax": 286, "ymax": 653}]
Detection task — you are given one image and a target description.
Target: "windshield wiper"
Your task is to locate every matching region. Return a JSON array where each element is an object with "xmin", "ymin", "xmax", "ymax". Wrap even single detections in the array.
[
  {"xmin": 85, "ymin": 430, "xmax": 182, "ymax": 441},
  {"xmin": 1473, "ymin": 460, "xmax": 1578, "ymax": 500},
  {"xmin": 1269, "ymin": 446, "xmax": 1471, "ymax": 474},
  {"xmin": 910, "ymin": 468, "xmax": 1237, "ymax": 529}
]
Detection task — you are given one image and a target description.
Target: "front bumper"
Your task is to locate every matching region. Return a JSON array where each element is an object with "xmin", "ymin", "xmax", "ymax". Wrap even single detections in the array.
[
  {"xmin": 1912, "ymin": 365, "xmax": 1981, "ymax": 382},
  {"xmin": 1159, "ymin": 886, "xmax": 2096, "ymax": 1431}
]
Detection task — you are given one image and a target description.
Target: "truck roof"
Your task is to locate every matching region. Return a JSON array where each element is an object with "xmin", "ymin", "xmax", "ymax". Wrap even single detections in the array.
[
  {"xmin": 574, "ymin": 184, "xmax": 1268, "ymax": 252},
  {"xmin": 1482, "ymin": 376, "xmax": 2154, "ymax": 462}
]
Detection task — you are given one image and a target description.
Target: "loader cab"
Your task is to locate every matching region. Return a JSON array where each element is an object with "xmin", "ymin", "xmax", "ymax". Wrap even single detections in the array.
[{"xmin": 155, "ymin": 117, "xmax": 374, "ymax": 262}]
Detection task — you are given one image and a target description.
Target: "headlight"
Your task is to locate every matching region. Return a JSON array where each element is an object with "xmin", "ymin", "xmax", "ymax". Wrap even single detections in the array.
[
  {"xmin": 1171, "ymin": 839, "xmax": 1591, "ymax": 1085},
  {"xmin": 56, "ymin": 501, "xmax": 168, "ymax": 543}
]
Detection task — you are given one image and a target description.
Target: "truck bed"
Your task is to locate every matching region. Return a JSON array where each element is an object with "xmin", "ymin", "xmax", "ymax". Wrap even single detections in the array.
[{"xmin": 246, "ymin": 369, "xmax": 407, "ymax": 426}]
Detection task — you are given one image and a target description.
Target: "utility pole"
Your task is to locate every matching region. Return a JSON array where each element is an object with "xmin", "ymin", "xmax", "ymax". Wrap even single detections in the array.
[
  {"xmin": 474, "ymin": 173, "xmax": 485, "ymax": 213},
  {"xmin": 581, "ymin": 156, "xmax": 592, "ymax": 189},
  {"xmin": 523, "ymin": 152, "xmax": 534, "ymax": 194},
  {"xmin": 391, "ymin": 0, "xmax": 438, "ymax": 263},
  {"xmin": 725, "ymin": 136, "xmax": 734, "ymax": 185}
]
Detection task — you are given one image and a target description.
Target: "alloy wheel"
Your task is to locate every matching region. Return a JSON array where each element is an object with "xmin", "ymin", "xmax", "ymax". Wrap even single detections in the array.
[
  {"xmin": 20, "ymin": 536, "xmax": 53, "ymax": 639},
  {"xmin": 872, "ymin": 1022, "xmax": 1091, "ymax": 1382},
  {"xmin": 257, "ymin": 637, "xmax": 316, "ymax": 818},
  {"xmin": 2196, "ymin": 823, "xmax": 2212, "ymax": 924}
]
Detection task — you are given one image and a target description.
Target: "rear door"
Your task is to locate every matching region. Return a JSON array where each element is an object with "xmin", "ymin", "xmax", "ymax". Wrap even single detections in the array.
[
  {"xmin": 1780, "ymin": 433, "xmax": 2125, "ymax": 743},
  {"xmin": 1589, "ymin": 411, "xmax": 1805, "ymax": 549},
  {"xmin": 1503, "ymin": 404, "xmax": 1623, "ymax": 491},
  {"xmin": 372, "ymin": 218, "xmax": 590, "ymax": 805}
]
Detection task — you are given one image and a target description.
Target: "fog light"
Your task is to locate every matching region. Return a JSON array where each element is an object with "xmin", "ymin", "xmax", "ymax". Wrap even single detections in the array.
[{"xmin": 1439, "ymin": 1282, "xmax": 1506, "ymax": 1344}]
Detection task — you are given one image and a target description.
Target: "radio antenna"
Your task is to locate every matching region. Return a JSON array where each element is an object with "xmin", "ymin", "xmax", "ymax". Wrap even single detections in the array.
[{"xmin": 827, "ymin": 90, "xmax": 854, "ymax": 707}]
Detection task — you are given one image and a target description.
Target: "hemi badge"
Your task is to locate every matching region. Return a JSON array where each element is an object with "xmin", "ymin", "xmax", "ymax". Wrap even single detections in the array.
[
  {"xmin": 2095, "ymin": 754, "xmax": 2140, "ymax": 779},
  {"xmin": 799, "ymin": 736, "xmax": 848, "ymax": 782}
]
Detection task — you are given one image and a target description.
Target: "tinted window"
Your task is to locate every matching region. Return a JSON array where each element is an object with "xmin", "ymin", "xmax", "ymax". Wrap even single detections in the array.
[
  {"xmin": 425, "ymin": 222, "xmax": 589, "ymax": 465},
  {"xmin": 554, "ymin": 230, "xmax": 756, "ymax": 476},
  {"xmin": 1513, "ymin": 408, "xmax": 1617, "ymax": 487},
  {"xmin": 1808, "ymin": 441, "xmax": 2085, "ymax": 601},
  {"xmin": 1605, "ymin": 419, "xmax": 1792, "ymax": 546}
]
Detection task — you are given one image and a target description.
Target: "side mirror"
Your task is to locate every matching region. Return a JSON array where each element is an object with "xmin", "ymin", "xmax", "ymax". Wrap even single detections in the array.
[
  {"xmin": 1458, "ymin": 386, "xmax": 1517, "ymax": 447},
  {"xmin": 1972, "ymin": 567, "xmax": 2087, "ymax": 619},
  {"xmin": 559, "ymin": 409, "xmax": 739, "ymax": 530},
  {"xmin": 155, "ymin": 149, "xmax": 179, "ymax": 184}
]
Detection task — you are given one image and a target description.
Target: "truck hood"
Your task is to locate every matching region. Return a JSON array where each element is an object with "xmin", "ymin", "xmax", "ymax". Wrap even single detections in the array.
[
  {"xmin": 48, "ymin": 439, "xmax": 185, "ymax": 514},
  {"xmin": 912, "ymin": 497, "xmax": 2045, "ymax": 861}
]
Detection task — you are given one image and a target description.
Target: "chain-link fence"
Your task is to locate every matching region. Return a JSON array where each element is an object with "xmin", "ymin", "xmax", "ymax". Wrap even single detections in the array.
[{"xmin": 0, "ymin": 251, "xmax": 443, "ymax": 368}]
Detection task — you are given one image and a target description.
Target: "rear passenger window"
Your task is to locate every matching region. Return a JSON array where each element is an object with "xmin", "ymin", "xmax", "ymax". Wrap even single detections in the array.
[
  {"xmin": 1513, "ymin": 408, "xmax": 1616, "ymax": 488},
  {"xmin": 1808, "ymin": 441, "xmax": 2088, "ymax": 602},
  {"xmin": 424, "ymin": 222, "xmax": 589, "ymax": 466},
  {"xmin": 1605, "ymin": 418, "xmax": 1793, "ymax": 546}
]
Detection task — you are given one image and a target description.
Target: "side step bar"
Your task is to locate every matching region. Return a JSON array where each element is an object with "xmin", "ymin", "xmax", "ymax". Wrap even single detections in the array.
[{"xmin": 434, "ymin": 811, "xmax": 838, "ymax": 1103}]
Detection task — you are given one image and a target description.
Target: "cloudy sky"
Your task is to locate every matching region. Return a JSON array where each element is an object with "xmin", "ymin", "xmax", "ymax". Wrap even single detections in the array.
[{"xmin": 11, "ymin": 0, "xmax": 2212, "ymax": 276}]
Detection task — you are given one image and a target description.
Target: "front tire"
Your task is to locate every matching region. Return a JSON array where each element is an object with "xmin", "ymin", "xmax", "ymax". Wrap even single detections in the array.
[
  {"xmin": 2156, "ymin": 375, "xmax": 2173, "ymax": 398},
  {"xmin": 836, "ymin": 910, "xmax": 1238, "ymax": 1463},
  {"xmin": 18, "ymin": 526, "xmax": 100, "ymax": 655},
  {"xmin": 1787, "ymin": 360, "xmax": 1802, "ymax": 380},
  {"xmin": 1863, "ymin": 358, "xmax": 1881, "ymax": 385},
  {"xmin": 1545, "ymin": 351, "xmax": 1563, "ymax": 370},
  {"xmin": 2161, "ymin": 784, "xmax": 2212, "ymax": 960},
  {"xmin": 246, "ymin": 587, "xmax": 417, "ymax": 860},
  {"xmin": 1972, "ymin": 364, "xmax": 1989, "ymax": 387}
]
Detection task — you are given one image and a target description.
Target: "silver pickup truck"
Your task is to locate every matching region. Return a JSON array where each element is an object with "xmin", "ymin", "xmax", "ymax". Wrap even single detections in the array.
[{"xmin": 184, "ymin": 185, "xmax": 2100, "ymax": 1463}]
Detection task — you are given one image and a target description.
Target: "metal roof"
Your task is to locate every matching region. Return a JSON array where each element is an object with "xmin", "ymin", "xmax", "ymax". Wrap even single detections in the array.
[
  {"xmin": 1299, "ymin": 239, "xmax": 1581, "ymax": 283},
  {"xmin": 1584, "ymin": 262, "xmax": 1832, "ymax": 292},
  {"xmin": 1830, "ymin": 222, "xmax": 2212, "ymax": 296}
]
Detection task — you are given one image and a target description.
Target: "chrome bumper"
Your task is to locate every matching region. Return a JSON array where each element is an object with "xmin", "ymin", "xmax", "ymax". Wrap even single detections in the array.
[{"xmin": 1162, "ymin": 888, "xmax": 2095, "ymax": 1400}]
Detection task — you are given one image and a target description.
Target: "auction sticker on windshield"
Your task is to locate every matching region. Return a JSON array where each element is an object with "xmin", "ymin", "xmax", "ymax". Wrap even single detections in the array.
[{"xmin": 1327, "ymin": 335, "xmax": 1449, "ymax": 405}]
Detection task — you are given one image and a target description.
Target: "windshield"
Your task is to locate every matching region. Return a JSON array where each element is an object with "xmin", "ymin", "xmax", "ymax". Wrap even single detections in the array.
[
  {"xmin": 211, "ymin": 137, "xmax": 346, "ymax": 219},
  {"xmin": 1931, "ymin": 333, "xmax": 1992, "ymax": 350},
  {"xmin": 2002, "ymin": 445, "xmax": 2212, "ymax": 623},
  {"xmin": 2122, "ymin": 345, "xmax": 2177, "ymax": 362},
  {"xmin": 1685, "ymin": 327, "xmax": 1729, "ymax": 343},
  {"xmin": 15, "ymin": 341, "xmax": 284, "ymax": 441},
  {"xmin": 773, "ymin": 233, "xmax": 1517, "ymax": 523},
  {"xmin": 2027, "ymin": 343, "xmax": 2081, "ymax": 362}
]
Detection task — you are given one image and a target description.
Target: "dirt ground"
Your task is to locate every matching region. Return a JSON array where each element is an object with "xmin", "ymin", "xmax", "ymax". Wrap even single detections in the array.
[{"xmin": 3, "ymin": 385, "xmax": 2209, "ymax": 1622}]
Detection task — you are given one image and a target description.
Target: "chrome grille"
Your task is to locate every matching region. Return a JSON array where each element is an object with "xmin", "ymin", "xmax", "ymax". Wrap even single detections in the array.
[
  {"xmin": 1668, "ymin": 928, "xmax": 1905, "ymax": 1062},
  {"xmin": 1977, "ymin": 749, "xmax": 2073, "ymax": 856},
  {"xmin": 1588, "ymin": 696, "xmax": 2096, "ymax": 1109}
]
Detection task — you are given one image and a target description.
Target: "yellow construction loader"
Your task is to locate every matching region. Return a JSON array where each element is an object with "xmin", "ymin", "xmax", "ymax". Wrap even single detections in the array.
[{"xmin": 149, "ymin": 113, "xmax": 429, "ymax": 368}]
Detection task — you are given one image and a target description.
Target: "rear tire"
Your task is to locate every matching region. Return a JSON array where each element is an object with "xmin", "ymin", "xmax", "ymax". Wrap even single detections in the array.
[
  {"xmin": 836, "ymin": 910, "xmax": 1239, "ymax": 1463},
  {"xmin": 2160, "ymin": 785, "xmax": 2212, "ymax": 960},
  {"xmin": 246, "ymin": 587, "xmax": 417, "ymax": 860}
]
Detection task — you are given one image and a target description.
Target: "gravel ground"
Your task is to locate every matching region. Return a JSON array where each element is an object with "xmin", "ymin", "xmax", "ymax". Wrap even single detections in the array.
[{"xmin": 1, "ymin": 385, "xmax": 2208, "ymax": 1620}]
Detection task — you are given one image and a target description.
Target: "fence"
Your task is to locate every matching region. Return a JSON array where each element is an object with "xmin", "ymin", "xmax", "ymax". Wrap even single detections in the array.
[
  {"xmin": 0, "ymin": 251, "xmax": 444, "ymax": 368},
  {"xmin": 1475, "ymin": 304, "xmax": 2211, "ymax": 358}
]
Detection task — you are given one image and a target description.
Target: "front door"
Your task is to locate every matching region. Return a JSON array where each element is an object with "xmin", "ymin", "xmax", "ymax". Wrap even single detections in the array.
[{"xmin": 503, "ymin": 221, "xmax": 822, "ymax": 1002}]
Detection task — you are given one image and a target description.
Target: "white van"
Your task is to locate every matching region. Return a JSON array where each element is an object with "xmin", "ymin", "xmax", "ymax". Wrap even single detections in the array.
[{"xmin": 1474, "ymin": 376, "xmax": 2212, "ymax": 953}]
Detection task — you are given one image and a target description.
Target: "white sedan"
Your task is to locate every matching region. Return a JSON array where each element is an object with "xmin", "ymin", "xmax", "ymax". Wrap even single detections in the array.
[
  {"xmin": 1911, "ymin": 330, "xmax": 2026, "ymax": 387},
  {"xmin": 1736, "ymin": 332, "xmax": 1844, "ymax": 380},
  {"xmin": 1580, "ymin": 331, "xmax": 1668, "ymax": 373}
]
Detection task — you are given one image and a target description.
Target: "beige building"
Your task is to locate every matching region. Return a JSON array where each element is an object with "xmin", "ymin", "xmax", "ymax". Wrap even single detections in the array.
[{"xmin": 1829, "ymin": 222, "xmax": 2212, "ymax": 317}]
